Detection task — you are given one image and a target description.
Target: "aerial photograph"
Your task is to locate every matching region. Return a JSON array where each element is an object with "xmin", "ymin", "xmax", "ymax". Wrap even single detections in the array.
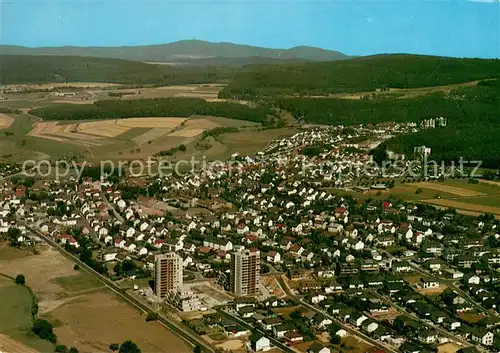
[{"xmin": 0, "ymin": 0, "xmax": 499, "ymax": 353}]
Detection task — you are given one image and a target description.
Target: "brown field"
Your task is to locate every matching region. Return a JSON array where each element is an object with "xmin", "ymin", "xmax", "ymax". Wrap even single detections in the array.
[
  {"xmin": 0, "ymin": 113, "xmax": 14, "ymax": 129},
  {"xmin": 0, "ymin": 246, "xmax": 192, "ymax": 353},
  {"xmin": 438, "ymin": 343, "xmax": 461, "ymax": 353},
  {"xmin": 409, "ymin": 182, "xmax": 485, "ymax": 197},
  {"xmin": 216, "ymin": 339, "xmax": 245, "ymax": 353},
  {"xmin": 0, "ymin": 334, "xmax": 39, "ymax": 353},
  {"xmin": 46, "ymin": 290, "xmax": 191, "ymax": 353},
  {"xmin": 459, "ymin": 313, "xmax": 486, "ymax": 323},
  {"xmin": 420, "ymin": 198, "xmax": 500, "ymax": 216},
  {"xmin": 29, "ymin": 117, "xmax": 189, "ymax": 146}
]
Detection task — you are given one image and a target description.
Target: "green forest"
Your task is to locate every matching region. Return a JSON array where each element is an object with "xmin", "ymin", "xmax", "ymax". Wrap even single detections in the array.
[
  {"xmin": 219, "ymin": 54, "xmax": 500, "ymax": 99},
  {"xmin": 0, "ymin": 55, "xmax": 235, "ymax": 85},
  {"xmin": 28, "ymin": 98, "xmax": 275, "ymax": 124}
]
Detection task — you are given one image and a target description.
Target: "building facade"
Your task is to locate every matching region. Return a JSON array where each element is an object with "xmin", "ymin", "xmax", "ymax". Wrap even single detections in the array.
[
  {"xmin": 230, "ymin": 249, "xmax": 260, "ymax": 296},
  {"xmin": 154, "ymin": 252, "xmax": 183, "ymax": 298}
]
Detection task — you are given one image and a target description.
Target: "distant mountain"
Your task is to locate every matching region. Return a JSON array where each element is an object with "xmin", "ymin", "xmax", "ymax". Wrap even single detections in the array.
[{"xmin": 0, "ymin": 40, "xmax": 348, "ymax": 64}]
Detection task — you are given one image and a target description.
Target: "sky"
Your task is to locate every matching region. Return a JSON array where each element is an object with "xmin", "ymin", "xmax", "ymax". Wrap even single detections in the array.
[{"xmin": 1, "ymin": 0, "xmax": 499, "ymax": 58}]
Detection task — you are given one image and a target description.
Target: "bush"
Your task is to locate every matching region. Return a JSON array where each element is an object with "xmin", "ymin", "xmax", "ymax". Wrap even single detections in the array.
[
  {"xmin": 55, "ymin": 345, "xmax": 68, "ymax": 353},
  {"xmin": 330, "ymin": 334, "xmax": 341, "ymax": 345},
  {"xmin": 145, "ymin": 312, "xmax": 158, "ymax": 322},
  {"xmin": 73, "ymin": 264, "xmax": 80, "ymax": 270},
  {"xmin": 32, "ymin": 319, "xmax": 57, "ymax": 343},
  {"xmin": 69, "ymin": 347, "xmax": 79, "ymax": 353},
  {"xmin": 15, "ymin": 274, "xmax": 25, "ymax": 285},
  {"xmin": 109, "ymin": 344, "xmax": 120, "ymax": 351},
  {"xmin": 178, "ymin": 144, "xmax": 187, "ymax": 153},
  {"xmin": 119, "ymin": 340, "xmax": 141, "ymax": 353}
]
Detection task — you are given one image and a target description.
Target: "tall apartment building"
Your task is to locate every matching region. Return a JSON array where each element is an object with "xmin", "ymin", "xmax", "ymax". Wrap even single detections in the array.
[
  {"xmin": 230, "ymin": 249, "xmax": 260, "ymax": 296},
  {"xmin": 154, "ymin": 253, "xmax": 183, "ymax": 298}
]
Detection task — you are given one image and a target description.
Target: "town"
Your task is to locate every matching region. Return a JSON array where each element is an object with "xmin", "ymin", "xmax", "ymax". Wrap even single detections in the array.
[{"xmin": 1, "ymin": 121, "xmax": 499, "ymax": 353}]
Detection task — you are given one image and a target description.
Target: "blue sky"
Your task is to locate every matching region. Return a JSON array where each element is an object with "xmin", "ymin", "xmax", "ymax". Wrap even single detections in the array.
[{"xmin": 1, "ymin": 0, "xmax": 499, "ymax": 58}]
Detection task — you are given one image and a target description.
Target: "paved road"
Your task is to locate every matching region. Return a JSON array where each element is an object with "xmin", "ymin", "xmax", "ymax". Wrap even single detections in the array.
[
  {"xmin": 276, "ymin": 277, "xmax": 400, "ymax": 353},
  {"xmin": 26, "ymin": 225, "xmax": 215, "ymax": 353}
]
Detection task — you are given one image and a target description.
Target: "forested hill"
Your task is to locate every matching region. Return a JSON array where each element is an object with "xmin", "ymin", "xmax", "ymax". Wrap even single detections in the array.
[
  {"xmin": 0, "ymin": 40, "xmax": 348, "ymax": 63},
  {"xmin": 219, "ymin": 54, "xmax": 500, "ymax": 99},
  {"xmin": 0, "ymin": 55, "xmax": 236, "ymax": 85}
]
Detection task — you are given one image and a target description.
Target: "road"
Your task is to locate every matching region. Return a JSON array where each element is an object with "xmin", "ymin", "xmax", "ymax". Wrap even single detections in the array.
[
  {"xmin": 26, "ymin": 225, "xmax": 215, "ymax": 353},
  {"xmin": 276, "ymin": 277, "xmax": 399, "ymax": 353}
]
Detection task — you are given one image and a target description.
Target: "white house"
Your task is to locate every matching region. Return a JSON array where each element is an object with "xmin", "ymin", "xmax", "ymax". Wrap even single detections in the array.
[{"xmin": 249, "ymin": 336, "xmax": 271, "ymax": 352}]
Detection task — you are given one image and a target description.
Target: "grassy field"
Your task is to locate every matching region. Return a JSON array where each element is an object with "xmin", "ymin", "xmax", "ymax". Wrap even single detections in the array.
[
  {"xmin": 52, "ymin": 273, "xmax": 104, "ymax": 292},
  {"xmin": 0, "ymin": 276, "xmax": 55, "ymax": 352}
]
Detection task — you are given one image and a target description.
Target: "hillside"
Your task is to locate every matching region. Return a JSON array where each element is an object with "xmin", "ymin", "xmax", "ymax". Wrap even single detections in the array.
[
  {"xmin": 219, "ymin": 54, "xmax": 500, "ymax": 99},
  {"xmin": 0, "ymin": 40, "xmax": 348, "ymax": 63},
  {"xmin": 0, "ymin": 55, "xmax": 235, "ymax": 85}
]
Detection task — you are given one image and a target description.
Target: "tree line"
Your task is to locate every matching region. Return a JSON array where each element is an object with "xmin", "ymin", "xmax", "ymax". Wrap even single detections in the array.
[{"xmin": 29, "ymin": 98, "xmax": 274, "ymax": 125}]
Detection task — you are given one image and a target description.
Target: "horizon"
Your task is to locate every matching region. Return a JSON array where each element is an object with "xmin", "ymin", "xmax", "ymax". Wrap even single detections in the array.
[{"xmin": 1, "ymin": 0, "xmax": 500, "ymax": 59}]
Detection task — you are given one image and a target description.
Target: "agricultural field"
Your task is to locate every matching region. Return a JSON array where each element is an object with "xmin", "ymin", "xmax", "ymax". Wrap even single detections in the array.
[
  {"xmin": 102, "ymin": 83, "xmax": 225, "ymax": 101},
  {"xmin": 0, "ymin": 334, "xmax": 40, "ymax": 353},
  {"xmin": 346, "ymin": 179, "xmax": 500, "ymax": 218},
  {"xmin": 0, "ymin": 245, "xmax": 192, "ymax": 353},
  {"xmin": 0, "ymin": 113, "xmax": 14, "ymax": 129}
]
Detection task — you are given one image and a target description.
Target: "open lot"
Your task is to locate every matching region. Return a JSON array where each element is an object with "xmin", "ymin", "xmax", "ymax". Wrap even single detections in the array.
[{"xmin": 437, "ymin": 342, "xmax": 461, "ymax": 353}]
